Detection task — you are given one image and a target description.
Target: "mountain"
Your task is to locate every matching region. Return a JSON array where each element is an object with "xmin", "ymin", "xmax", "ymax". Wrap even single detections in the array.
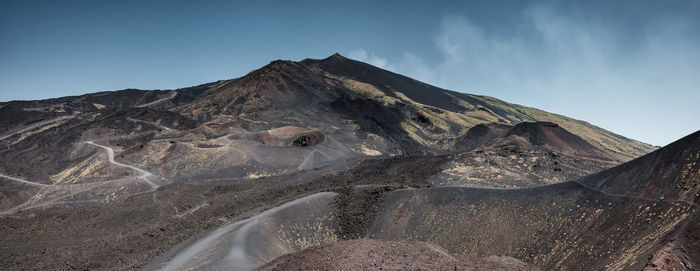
[
  {"xmin": 0, "ymin": 53, "xmax": 653, "ymax": 213},
  {"xmin": 0, "ymin": 54, "xmax": 652, "ymax": 183},
  {"xmin": 0, "ymin": 53, "xmax": 681, "ymax": 270}
]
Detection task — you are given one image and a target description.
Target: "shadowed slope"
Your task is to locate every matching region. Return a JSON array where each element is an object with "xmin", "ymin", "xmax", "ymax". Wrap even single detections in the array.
[
  {"xmin": 578, "ymin": 130, "xmax": 700, "ymax": 203},
  {"xmin": 455, "ymin": 121, "xmax": 610, "ymax": 159},
  {"xmin": 432, "ymin": 121, "xmax": 616, "ymax": 188},
  {"xmin": 371, "ymin": 130, "xmax": 700, "ymax": 270},
  {"xmin": 453, "ymin": 122, "xmax": 511, "ymax": 152}
]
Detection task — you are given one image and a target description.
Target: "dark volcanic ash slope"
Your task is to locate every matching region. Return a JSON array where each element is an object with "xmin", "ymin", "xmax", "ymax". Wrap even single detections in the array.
[
  {"xmin": 151, "ymin": 131, "xmax": 699, "ymax": 271},
  {"xmin": 0, "ymin": 154, "xmax": 447, "ymax": 270},
  {"xmin": 578, "ymin": 130, "xmax": 700, "ymax": 204},
  {"xmin": 433, "ymin": 121, "xmax": 617, "ymax": 188},
  {"xmin": 455, "ymin": 121, "xmax": 609, "ymax": 158},
  {"xmin": 371, "ymin": 131, "xmax": 700, "ymax": 270},
  {"xmin": 453, "ymin": 122, "xmax": 512, "ymax": 152},
  {"xmin": 261, "ymin": 238, "xmax": 540, "ymax": 271},
  {"xmin": 308, "ymin": 54, "xmax": 655, "ymax": 160}
]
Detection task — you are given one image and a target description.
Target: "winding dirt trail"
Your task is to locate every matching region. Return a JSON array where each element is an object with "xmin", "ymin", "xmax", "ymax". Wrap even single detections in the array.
[
  {"xmin": 0, "ymin": 141, "xmax": 162, "ymax": 215},
  {"xmin": 0, "ymin": 179, "xmax": 131, "ymax": 215},
  {"xmin": 153, "ymin": 192, "xmax": 337, "ymax": 271},
  {"xmin": 135, "ymin": 91, "xmax": 177, "ymax": 108},
  {"xmin": 85, "ymin": 141, "xmax": 160, "ymax": 189},
  {"xmin": 0, "ymin": 174, "xmax": 50, "ymax": 187},
  {"xmin": 0, "ymin": 111, "xmax": 79, "ymax": 141},
  {"xmin": 126, "ymin": 117, "xmax": 173, "ymax": 131}
]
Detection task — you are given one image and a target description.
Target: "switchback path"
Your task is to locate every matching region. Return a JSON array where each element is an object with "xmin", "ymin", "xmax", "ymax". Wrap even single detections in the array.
[{"xmin": 0, "ymin": 141, "xmax": 163, "ymax": 215}]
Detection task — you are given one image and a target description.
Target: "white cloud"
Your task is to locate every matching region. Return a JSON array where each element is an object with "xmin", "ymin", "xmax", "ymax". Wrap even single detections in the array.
[
  {"xmin": 347, "ymin": 5, "xmax": 700, "ymax": 146},
  {"xmin": 348, "ymin": 49, "xmax": 390, "ymax": 69}
]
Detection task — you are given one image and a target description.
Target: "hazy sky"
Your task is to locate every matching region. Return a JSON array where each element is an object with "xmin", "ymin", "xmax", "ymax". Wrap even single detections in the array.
[{"xmin": 1, "ymin": 0, "xmax": 698, "ymax": 146}]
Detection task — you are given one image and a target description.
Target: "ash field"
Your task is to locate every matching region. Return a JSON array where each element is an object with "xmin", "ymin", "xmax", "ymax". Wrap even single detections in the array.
[{"xmin": 0, "ymin": 54, "xmax": 697, "ymax": 270}]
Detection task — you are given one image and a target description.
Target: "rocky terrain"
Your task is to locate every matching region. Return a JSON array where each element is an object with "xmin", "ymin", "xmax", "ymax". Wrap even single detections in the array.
[
  {"xmin": 1, "ymin": 53, "xmax": 695, "ymax": 270},
  {"xmin": 433, "ymin": 121, "xmax": 618, "ymax": 188},
  {"xmin": 261, "ymin": 239, "xmax": 540, "ymax": 271}
]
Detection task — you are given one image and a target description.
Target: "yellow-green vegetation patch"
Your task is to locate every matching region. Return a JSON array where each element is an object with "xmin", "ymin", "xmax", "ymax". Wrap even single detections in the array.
[{"xmin": 278, "ymin": 213, "xmax": 338, "ymax": 251}]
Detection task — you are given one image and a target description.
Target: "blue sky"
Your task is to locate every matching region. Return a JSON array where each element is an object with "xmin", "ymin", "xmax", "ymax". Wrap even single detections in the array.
[{"xmin": 1, "ymin": 0, "xmax": 698, "ymax": 146}]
